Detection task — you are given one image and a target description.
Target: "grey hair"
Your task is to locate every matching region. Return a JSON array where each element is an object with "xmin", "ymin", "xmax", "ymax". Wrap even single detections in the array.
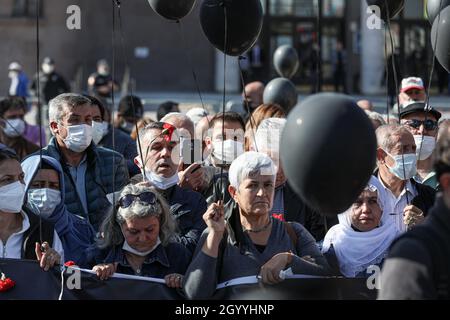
[
  {"xmin": 375, "ymin": 124, "xmax": 411, "ymax": 154},
  {"xmin": 98, "ymin": 184, "xmax": 177, "ymax": 249},
  {"xmin": 365, "ymin": 110, "xmax": 386, "ymax": 126},
  {"xmin": 48, "ymin": 93, "xmax": 91, "ymax": 123},
  {"xmin": 161, "ymin": 112, "xmax": 194, "ymax": 138},
  {"xmin": 228, "ymin": 151, "xmax": 276, "ymax": 189},
  {"xmin": 254, "ymin": 118, "xmax": 287, "ymax": 153}
]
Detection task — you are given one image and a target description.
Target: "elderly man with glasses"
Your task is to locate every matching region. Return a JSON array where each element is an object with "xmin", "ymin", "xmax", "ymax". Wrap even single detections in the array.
[{"xmin": 399, "ymin": 101, "xmax": 442, "ymax": 189}]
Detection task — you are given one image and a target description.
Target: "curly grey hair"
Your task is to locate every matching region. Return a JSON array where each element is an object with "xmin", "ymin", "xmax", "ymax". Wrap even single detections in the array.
[{"xmin": 98, "ymin": 184, "xmax": 177, "ymax": 249}]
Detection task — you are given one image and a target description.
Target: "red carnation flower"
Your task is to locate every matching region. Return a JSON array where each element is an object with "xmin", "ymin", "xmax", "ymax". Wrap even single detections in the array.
[
  {"xmin": 0, "ymin": 273, "xmax": 15, "ymax": 292},
  {"xmin": 162, "ymin": 123, "xmax": 175, "ymax": 142},
  {"xmin": 64, "ymin": 261, "xmax": 76, "ymax": 267}
]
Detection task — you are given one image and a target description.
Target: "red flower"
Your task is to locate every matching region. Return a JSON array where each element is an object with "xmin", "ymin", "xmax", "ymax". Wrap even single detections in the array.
[
  {"xmin": 0, "ymin": 273, "xmax": 15, "ymax": 292},
  {"xmin": 272, "ymin": 213, "xmax": 285, "ymax": 222},
  {"xmin": 162, "ymin": 123, "xmax": 175, "ymax": 142},
  {"xmin": 64, "ymin": 261, "xmax": 76, "ymax": 267}
]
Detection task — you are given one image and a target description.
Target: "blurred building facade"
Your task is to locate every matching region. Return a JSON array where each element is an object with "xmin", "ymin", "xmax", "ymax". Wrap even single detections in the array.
[{"xmin": 0, "ymin": 0, "xmax": 446, "ymax": 96}]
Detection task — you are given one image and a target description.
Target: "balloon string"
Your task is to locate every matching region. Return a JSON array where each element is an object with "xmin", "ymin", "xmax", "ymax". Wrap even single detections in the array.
[
  {"xmin": 176, "ymin": 20, "xmax": 210, "ymax": 129},
  {"xmin": 111, "ymin": 0, "xmax": 117, "ymax": 208},
  {"xmin": 115, "ymin": 0, "xmax": 146, "ymax": 181},
  {"xmin": 316, "ymin": 0, "xmax": 322, "ymax": 93},
  {"xmin": 384, "ymin": 26, "xmax": 390, "ymax": 123},
  {"xmin": 384, "ymin": 0, "xmax": 400, "ymax": 120},
  {"xmin": 400, "ymin": 151, "xmax": 410, "ymax": 205},
  {"xmin": 219, "ymin": 4, "xmax": 228, "ymax": 202},
  {"xmin": 237, "ymin": 56, "xmax": 259, "ymax": 153},
  {"xmin": 416, "ymin": 0, "xmax": 443, "ymax": 174},
  {"xmin": 426, "ymin": 0, "xmax": 443, "ymax": 110},
  {"xmin": 35, "ymin": 0, "xmax": 43, "ymax": 245}
]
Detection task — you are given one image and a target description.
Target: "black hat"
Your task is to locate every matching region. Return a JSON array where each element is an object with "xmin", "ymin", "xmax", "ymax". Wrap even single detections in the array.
[{"xmin": 398, "ymin": 101, "xmax": 442, "ymax": 121}]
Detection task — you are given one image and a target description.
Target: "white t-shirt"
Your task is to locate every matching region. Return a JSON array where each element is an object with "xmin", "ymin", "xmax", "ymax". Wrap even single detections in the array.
[{"xmin": 0, "ymin": 211, "xmax": 64, "ymax": 262}]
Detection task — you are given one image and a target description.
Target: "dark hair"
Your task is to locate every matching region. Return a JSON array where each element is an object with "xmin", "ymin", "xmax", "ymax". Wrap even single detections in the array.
[
  {"xmin": 119, "ymin": 95, "xmax": 143, "ymax": 118},
  {"xmin": 0, "ymin": 97, "xmax": 27, "ymax": 118},
  {"xmin": 84, "ymin": 94, "xmax": 106, "ymax": 120},
  {"xmin": 157, "ymin": 101, "xmax": 179, "ymax": 121},
  {"xmin": 209, "ymin": 112, "xmax": 245, "ymax": 131},
  {"xmin": 0, "ymin": 146, "xmax": 19, "ymax": 164}
]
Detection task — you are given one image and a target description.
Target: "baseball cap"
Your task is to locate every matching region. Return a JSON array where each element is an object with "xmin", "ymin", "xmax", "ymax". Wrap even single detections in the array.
[
  {"xmin": 400, "ymin": 77, "xmax": 425, "ymax": 93},
  {"xmin": 399, "ymin": 101, "xmax": 442, "ymax": 121}
]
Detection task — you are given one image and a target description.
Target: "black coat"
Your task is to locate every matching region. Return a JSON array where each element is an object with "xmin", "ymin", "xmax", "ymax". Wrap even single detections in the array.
[{"xmin": 379, "ymin": 195, "xmax": 450, "ymax": 299}]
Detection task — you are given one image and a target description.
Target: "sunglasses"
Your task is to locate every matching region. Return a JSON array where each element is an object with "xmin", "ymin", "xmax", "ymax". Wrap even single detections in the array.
[
  {"xmin": 403, "ymin": 119, "xmax": 438, "ymax": 131},
  {"xmin": 117, "ymin": 192, "xmax": 157, "ymax": 208}
]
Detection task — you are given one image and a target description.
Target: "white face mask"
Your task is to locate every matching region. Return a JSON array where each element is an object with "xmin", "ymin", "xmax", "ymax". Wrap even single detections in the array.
[
  {"xmin": 122, "ymin": 236, "xmax": 161, "ymax": 257},
  {"xmin": 98, "ymin": 67, "xmax": 109, "ymax": 76},
  {"xmin": 92, "ymin": 121, "xmax": 109, "ymax": 144},
  {"xmin": 0, "ymin": 181, "xmax": 26, "ymax": 213},
  {"xmin": 26, "ymin": 188, "xmax": 61, "ymax": 218},
  {"xmin": 3, "ymin": 119, "xmax": 25, "ymax": 138},
  {"xmin": 42, "ymin": 64, "xmax": 55, "ymax": 74},
  {"xmin": 384, "ymin": 150, "xmax": 417, "ymax": 180},
  {"xmin": 8, "ymin": 71, "xmax": 18, "ymax": 79},
  {"xmin": 144, "ymin": 170, "xmax": 179, "ymax": 190},
  {"xmin": 414, "ymin": 135, "xmax": 436, "ymax": 161},
  {"xmin": 61, "ymin": 124, "xmax": 93, "ymax": 153},
  {"xmin": 212, "ymin": 139, "xmax": 244, "ymax": 164}
]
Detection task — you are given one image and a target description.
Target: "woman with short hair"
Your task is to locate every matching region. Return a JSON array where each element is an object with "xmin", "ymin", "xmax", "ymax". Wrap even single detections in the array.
[{"xmin": 183, "ymin": 152, "xmax": 331, "ymax": 299}]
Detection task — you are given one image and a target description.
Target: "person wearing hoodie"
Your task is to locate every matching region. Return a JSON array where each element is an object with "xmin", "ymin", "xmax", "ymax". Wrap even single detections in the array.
[
  {"xmin": 21, "ymin": 155, "xmax": 96, "ymax": 263},
  {"xmin": 0, "ymin": 145, "xmax": 63, "ymax": 271}
]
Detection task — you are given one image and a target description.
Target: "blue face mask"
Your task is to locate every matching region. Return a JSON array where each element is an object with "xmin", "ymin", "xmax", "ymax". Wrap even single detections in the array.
[{"xmin": 383, "ymin": 150, "xmax": 417, "ymax": 180}]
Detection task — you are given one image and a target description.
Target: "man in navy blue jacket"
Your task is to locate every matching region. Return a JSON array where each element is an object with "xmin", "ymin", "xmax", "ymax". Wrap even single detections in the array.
[{"xmin": 132, "ymin": 121, "xmax": 207, "ymax": 254}]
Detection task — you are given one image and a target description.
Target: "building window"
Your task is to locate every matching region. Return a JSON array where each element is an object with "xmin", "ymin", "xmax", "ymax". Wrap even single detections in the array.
[
  {"xmin": 322, "ymin": 0, "xmax": 345, "ymax": 17},
  {"xmin": 269, "ymin": 0, "xmax": 318, "ymax": 17},
  {"xmin": 12, "ymin": 0, "xmax": 43, "ymax": 18}
]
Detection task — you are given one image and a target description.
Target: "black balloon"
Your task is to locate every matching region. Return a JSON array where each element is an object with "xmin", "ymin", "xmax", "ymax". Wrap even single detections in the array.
[
  {"xmin": 366, "ymin": 0, "xmax": 404, "ymax": 21},
  {"xmin": 273, "ymin": 45, "xmax": 300, "ymax": 79},
  {"xmin": 199, "ymin": 0, "xmax": 263, "ymax": 56},
  {"xmin": 431, "ymin": 5, "xmax": 450, "ymax": 72},
  {"xmin": 280, "ymin": 93, "xmax": 377, "ymax": 215},
  {"xmin": 148, "ymin": 0, "xmax": 196, "ymax": 21},
  {"xmin": 427, "ymin": 0, "xmax": 450, "ymax": 25},
  {"xmin": 263, "ymin": 78, "xmax": 298, "ymax": 112}
]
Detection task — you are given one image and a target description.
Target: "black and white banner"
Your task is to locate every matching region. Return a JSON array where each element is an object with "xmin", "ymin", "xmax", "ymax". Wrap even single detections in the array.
[{"xmin": 0, "ymin": 259, "xmax": 377, "ymax": 300}]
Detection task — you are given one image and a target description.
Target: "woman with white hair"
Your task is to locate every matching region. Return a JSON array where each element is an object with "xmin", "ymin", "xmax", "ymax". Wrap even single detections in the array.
[
  {"xmin": 183, "ymin": 152, "xmax": 331, "ymax": 299},
  {"xmin": 321, "ymin": 177, "xmax": 399, "ymax": 278},
  {"xmin": 79, "ymin": 184, "xmax": 191, "ymax": 288}
]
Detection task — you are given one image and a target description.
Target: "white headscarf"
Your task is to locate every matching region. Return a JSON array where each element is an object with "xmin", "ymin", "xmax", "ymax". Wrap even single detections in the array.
[{"xmin": 321, "ymin": 176, "xmax": 400, "ymax": 277}]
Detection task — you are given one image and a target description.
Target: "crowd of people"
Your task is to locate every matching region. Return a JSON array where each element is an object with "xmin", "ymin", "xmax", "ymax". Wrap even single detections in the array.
[{"xmin": 1, "ymin": 60, "xmax": 450, "ymax": 299}]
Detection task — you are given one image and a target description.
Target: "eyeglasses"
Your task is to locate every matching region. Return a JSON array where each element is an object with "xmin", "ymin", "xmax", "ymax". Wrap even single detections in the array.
[
  {"xmin": 403, "ymin": 119, "xmax": 438, "ymax": 131},
  {"xmin": 117, "ymin": 192, "xmax": 157, "ymax": 208}
]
